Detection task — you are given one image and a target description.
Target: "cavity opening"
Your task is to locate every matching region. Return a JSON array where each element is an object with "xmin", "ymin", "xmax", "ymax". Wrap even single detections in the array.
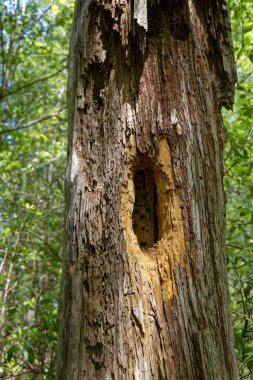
[{"xmin": 132, "ymin": 169, "xmax": 158, "ymax": 249}]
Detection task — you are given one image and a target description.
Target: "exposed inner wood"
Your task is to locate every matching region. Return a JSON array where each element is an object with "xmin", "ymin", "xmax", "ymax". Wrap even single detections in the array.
[{"xmin": 121, "ymin": 136, "xmax": 186, "ymax": 298}]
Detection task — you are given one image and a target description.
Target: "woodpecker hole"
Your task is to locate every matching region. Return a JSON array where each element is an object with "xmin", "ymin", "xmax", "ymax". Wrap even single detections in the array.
[{"xmin": 132, "ymin": 169, "xmax": 159, "ymax": 249}]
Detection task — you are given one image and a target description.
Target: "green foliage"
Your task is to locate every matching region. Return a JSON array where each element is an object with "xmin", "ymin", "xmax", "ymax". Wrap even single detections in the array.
[
  {"xmin": 0, "ymin": 0, "xmax": 73, "ymax": 378},
  {"xmin": 224, "ymin": 1, "xmax": 253, "ymax": 378}
]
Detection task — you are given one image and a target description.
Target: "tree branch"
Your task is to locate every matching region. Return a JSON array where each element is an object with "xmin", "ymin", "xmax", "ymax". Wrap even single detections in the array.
[
  {"xmin": 0, "ymin": 107, "xmax": 66, "ymax": 134},
  {"xmin": 0, "ymin": 66, "xmax": 67, "ymax": 100}
]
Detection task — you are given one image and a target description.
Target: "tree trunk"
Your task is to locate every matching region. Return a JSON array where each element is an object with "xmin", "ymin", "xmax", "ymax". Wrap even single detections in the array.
[{"xmin": 57, "ymin": 0, "xmax": 239, "ymax": 379}]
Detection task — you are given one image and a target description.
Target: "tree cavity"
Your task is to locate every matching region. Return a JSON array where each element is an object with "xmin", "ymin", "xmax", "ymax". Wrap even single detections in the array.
[{"xmin": 132, "ymin": 168, "xmax": 158, "ymax": 249}]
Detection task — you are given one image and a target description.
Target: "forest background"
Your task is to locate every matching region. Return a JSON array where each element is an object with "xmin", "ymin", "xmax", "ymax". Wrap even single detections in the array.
[{"xmin": 0, "ymin": 0, "xmax": 252, "ymax": 378}]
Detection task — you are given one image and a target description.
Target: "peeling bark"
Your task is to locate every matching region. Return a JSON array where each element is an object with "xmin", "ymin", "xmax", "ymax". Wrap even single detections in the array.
[{"xmin": 57, "ymin": 0, "xmax": 239, "ymax": 379}]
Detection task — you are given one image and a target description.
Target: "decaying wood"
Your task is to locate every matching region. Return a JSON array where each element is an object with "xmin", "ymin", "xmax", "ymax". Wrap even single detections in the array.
[{"xmin": 57, "ymin": 0, "xmax": 239, "ymax": 379}]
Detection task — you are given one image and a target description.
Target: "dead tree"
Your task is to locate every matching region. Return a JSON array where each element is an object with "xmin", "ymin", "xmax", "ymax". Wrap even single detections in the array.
[{"xmin": 57, "ymin": 1, "xmax": 239, "ymax": 379}]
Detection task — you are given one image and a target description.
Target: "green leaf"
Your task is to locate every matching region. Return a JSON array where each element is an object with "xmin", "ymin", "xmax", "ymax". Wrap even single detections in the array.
[{"xmin": 7, "ymin": 346, "xmax": 18, "ymax": 362}]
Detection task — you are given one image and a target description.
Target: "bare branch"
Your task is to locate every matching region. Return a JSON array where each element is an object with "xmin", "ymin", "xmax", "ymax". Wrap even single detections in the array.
[
  {"xmin": 0, "ymin": 107, "xmax": 66, "ymax": 134},
  {"xmin": 0, "ymin": 66, "xmax": 67, "ymax": 100}
]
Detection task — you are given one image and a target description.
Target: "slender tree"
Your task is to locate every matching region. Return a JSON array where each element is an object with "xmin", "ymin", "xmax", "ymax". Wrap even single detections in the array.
[{"xmin": 57, "ymin": 0, "xmax": 239, "ymax": 378}]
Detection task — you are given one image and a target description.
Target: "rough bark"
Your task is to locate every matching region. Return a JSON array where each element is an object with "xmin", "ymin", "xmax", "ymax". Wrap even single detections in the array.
[{"xmin": 57, "ymin": 0, "xmax": 239, "ymax": 379}]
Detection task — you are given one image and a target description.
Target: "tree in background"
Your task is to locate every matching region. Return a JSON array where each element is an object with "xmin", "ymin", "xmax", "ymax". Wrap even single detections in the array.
[
  {"xmin": 0, "ymin": 1, "xmax": 72, "ymax": 378},
  {"xmin": 57, "ymin": 0, "xmax": 238, "ymax": 378},
  {"xmin": 225, "ymin": 1, "xmax": 253, "ymax": 378}
]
